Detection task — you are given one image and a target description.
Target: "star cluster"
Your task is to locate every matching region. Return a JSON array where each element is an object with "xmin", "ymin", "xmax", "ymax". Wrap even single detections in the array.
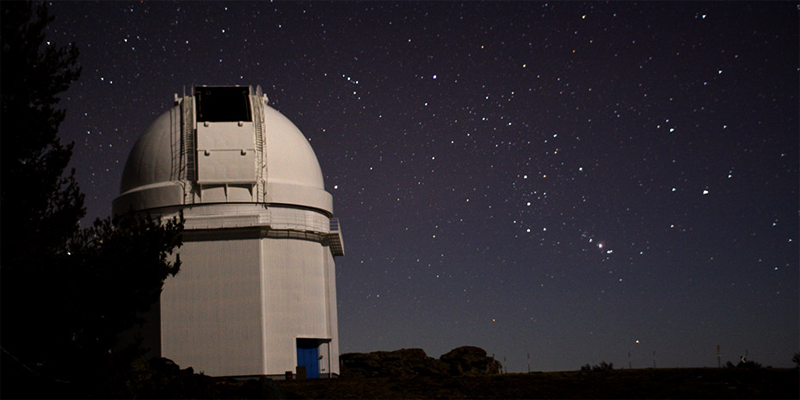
[{"xmin": 47, "ymin": 2, "xmax": 798, "ymax": 371}]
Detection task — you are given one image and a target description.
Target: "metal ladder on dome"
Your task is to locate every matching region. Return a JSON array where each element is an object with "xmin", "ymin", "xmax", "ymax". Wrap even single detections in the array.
[
  {"xmin": 252, "ymin": 85, "xmax": 267, "ymax": 203},
  {"xmin": 181, "ymin": 95, "xmax": 196, "ymax": 203},
  {"xmin": 170, "ymin": 97, "xmax": 182, "ymax": 183}
]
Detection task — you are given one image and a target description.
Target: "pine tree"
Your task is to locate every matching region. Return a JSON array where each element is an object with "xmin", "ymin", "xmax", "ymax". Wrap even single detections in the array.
[
  {"xmin": 1, "ymin": 1, "xmax": 85, "ymax": 377},
  {"xmin": 1, "ymin": 3, "xmax": 184, "ymax": 396},
  {"xmin": 1, "ymin": 0, "xmax": 84, "ymax": 263}
]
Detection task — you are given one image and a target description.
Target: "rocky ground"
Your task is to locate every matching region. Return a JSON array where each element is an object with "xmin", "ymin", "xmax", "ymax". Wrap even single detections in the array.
[
  {"xmin": 279, "ymin": 368, "xmax": 800, "ymax": 399},
  {"xmin": 4, "ymin": 346, "xmax": 797, "ymax": 398},
  {"xmin": 280, "ymin": 347, "xmax": 798, "ymax": 399}
]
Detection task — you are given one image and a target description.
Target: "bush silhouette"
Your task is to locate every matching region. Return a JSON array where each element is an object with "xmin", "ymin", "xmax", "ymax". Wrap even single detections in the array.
[
  {"xmin": 580, "ymin": 361, "xmax": 613, "ymax": 371},
  {"xmin": 725, "ymin": 359, "xmax": 762, "ymax": 369}
]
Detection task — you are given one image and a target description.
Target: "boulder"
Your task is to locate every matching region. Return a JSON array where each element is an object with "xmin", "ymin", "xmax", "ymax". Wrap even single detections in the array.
[{"xmin": 439, "ymin": 346, "xmax": 502, "ymax": 376}]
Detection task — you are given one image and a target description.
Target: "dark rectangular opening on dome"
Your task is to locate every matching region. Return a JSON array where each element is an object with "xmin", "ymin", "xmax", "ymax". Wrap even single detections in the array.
[{"xmin": 195, "ymin": 86, "xmax": 252, "ymax": 122}]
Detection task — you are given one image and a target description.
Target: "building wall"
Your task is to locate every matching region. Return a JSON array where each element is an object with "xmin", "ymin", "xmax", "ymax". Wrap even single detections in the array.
[
  {"xmin": 323, "ymin": 248, "xmax": 341, "ymax": 375},
  {"xmin": 261, "ymin": 238, "xmax": 337, "ymax": 376},
  {"xmin": 148, "ymin": 204, "xmax": 340, "ymax": 378},
  {"xmin": 160, "ymin": 237, "xmax": 265, "ymax": 376}
]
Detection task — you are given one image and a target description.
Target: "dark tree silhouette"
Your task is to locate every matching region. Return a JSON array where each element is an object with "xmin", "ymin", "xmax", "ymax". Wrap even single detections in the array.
[
  {"xmin": 1, "ymin": 0, "xmax": 85, "ymax": 378},
  {"xmin": 64, "ymin": 214, "xmax": 183, "ymax": 364},
  {"xmin": 1, "ymin": 0, "xmax": 84, "ymax": 262},
  {"xmin": 0, "ymin": 2, "xmax": 184, "ymax": 397}
]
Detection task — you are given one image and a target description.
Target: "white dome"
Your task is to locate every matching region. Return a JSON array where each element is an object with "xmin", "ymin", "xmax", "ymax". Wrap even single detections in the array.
[
  {"xmin": 113, "ymin": 86, "xmax": 333, "ymax": 215},
  {"xmin": 119, "ymin": 107, "xmax": 180, "ymax": 194}
]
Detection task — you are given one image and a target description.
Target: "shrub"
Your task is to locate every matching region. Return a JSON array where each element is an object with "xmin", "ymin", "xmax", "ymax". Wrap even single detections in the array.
[
  {"xmin": 726, "ymin": 359, "xmax": 762, "ymax": 368},
  {"xmin": 580, "ymin": 361, "xmax": 613, "ymax": 371},
  {"xmin": 593, "ymin": 361, "xmax": 614, "ymax": 371}
]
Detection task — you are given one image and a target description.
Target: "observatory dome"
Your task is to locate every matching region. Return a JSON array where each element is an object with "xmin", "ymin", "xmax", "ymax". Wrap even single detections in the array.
[
  {"xmin": 111, "ymin": 86, "xmax": 343, "ymax": 379},
  {"xmin": 113, "ymin": 86, "xmax": 332, "ymax": 215}
]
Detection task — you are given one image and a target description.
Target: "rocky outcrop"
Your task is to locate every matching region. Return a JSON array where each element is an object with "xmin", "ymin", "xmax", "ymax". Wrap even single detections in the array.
[
  {"xmin": 340, "ymin": 346, "xmax": 500, "ymax": 378},
  {"xmin": 340, "ymin": 348, "xmax": 448, "ymax": 378},
  {"xmin": 440, "ymin": 346, "xmax": 502, "ymax": 376}
]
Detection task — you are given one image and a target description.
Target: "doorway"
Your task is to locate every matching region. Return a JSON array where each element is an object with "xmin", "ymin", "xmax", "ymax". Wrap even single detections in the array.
[{"xmin": 296, "ymin": 339, "xmax": 320, "ymax": 378}]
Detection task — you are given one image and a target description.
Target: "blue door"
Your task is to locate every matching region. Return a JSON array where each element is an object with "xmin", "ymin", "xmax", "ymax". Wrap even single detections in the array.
[{"xmin": 296, "ymin": 339, "xmax": 320, "ymax": 378}]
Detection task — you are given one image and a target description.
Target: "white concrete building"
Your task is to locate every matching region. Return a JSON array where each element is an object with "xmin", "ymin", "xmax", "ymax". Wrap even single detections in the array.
[{"xmin": 113, "ymin": 85, "xmax": 343, "ymax": 378}]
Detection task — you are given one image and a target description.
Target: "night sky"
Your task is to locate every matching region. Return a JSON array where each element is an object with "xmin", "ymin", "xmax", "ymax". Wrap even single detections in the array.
[{"xmin": 45, "ymin": 1, "xmax": 797, "ymax": 371}]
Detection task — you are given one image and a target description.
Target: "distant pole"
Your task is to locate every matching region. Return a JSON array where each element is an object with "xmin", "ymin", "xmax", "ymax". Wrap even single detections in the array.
[
  {"xmin": 527, "ymin": 352, "xmax": 531, "ymax": 373},
  {"xmin": 503, "ymin": 356, "xmax": 507, "ymax": 374},
  {"xmin": 717, "ymin": 344, "xmax": 721, "ymax": 368}
]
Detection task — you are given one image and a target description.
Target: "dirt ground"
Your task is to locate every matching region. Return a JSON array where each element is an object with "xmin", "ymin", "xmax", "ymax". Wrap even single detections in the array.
[{"xmin": 279, "ymin": 368, "xmax": 799, "ymax": 399}]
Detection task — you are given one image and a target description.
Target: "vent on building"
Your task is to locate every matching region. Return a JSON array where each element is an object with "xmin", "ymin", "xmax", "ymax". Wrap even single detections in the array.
[{"xmin": 195, "ymin": 86, "xmax": 252, "ymax": 122}]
